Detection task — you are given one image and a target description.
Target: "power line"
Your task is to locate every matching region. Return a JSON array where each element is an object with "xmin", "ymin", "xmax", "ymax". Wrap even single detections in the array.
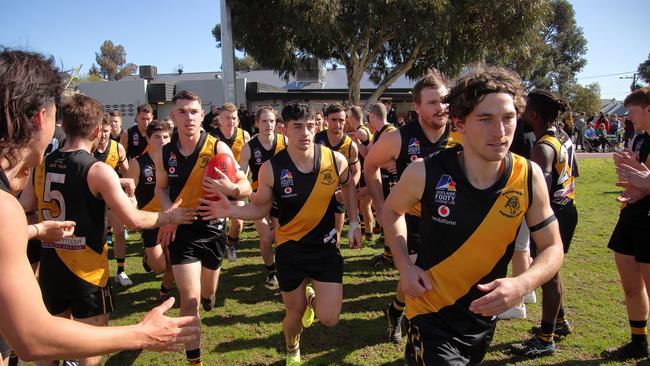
[{"xmin": 578, "ymin": 71, "xmax": 636, "ymax": 80}]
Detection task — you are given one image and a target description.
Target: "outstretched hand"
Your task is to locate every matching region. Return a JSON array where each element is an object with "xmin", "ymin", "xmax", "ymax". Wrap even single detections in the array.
[
  {"xmin": 198, "ymin": 195, "xmax": 233, "ymax": 221},
  {"xmin": 138, "ymin": 297, "xmax": 200, "ymax": 351}
]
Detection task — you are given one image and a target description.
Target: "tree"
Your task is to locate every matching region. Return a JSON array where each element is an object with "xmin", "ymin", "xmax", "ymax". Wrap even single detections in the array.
[
  {"xmin": 565, "ymin": 82, "xmax": 601, "ymax": 114},
  {"xmin": 233, "ymin": 55, "xmax": 261, "ymax": 71},
  {"xmin": 95, "ymin": 40, "xmax": 137, "ymax": 81},
  {"xmin": 638, "ymin": 53, "xmax": 650, "ymax": 84},
  {"xmin": 213, "ymin": 0, "xmax": 548, "ymax": 106},
  {"xmin": 485, "ymin": 0, "xmax": 587, "ymax": 95}
]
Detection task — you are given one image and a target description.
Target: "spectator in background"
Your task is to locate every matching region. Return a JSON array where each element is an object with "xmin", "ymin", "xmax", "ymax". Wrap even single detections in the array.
[
  {"xmin": 595, "ymin": 123, "xmax": 611, "ymax": 151},
  {"xmin": 239, "ymin": 103, "xmax": 255, "ymax": 135},
  {"xmin": 587, "ymin": 111, "xmax": 598, "ymax": 123},
  {"xmin": 574, "ymin": 112, "xmax": 586, "ymax": 150},
  {"xmin": 384, "ymin": 100, "xmax": 398, "ymax": 126},
  {"xmin": 583, "ymin": 121, "xmax": 598, "ymax": 151},
  {"xmin": 609, "ymin": 114, "xmax": 620, "ymax": 134},
  {"xmin": 202, "ymin": 105, "xmax": 220, "ymax": 133},
  {"xmin": 396, "ymin": 114, "xmax": 407, "ymax": 127},
  {"xmin": 596, "ymin": 113, "xmax": 610, "ymax": 133},
  {"xmin": 315, "ymin": 111, "xmax": 325, "ymax": 132},
  {"xmin": 623, "ymin": 117, "xmax": 635, "ymax": 148}
]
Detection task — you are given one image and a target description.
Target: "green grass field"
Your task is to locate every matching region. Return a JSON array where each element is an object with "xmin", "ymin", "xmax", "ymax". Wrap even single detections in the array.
[{"xmin": 70, "ymin": 157, "xmax": 641, "ymax": 365}]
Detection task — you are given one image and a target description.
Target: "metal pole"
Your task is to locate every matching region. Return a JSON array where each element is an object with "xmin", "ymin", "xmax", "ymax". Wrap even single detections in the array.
[{"xmin": 220, "ymin": 0, "xmax": 236, "ymax": 103}]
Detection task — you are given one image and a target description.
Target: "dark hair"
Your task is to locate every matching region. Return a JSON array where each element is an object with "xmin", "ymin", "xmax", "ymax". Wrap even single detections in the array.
[
  {"xmin": 60, "ymin": 94, "xmax": 105, "ymax": 139},
  {"xmin": 324, "ymin": 103, "xmax": 346, "ymax": 117},
  {"xmin": 445, "ymin": 65, "xmax": 525, "ymax": 121},
  {"xmin": 136, "ymin": 103, "xmax": 153, "ymax": 114},
  {"xmin": 413, "ymin": 68, "xmax": 447, "ymax": 104},
  {"xmin": 108, "ymin": 109, "xmax": 122, "ymax": 118},
  {"xmin": 624, "ymin": 86, "xmax": 650, "ymax": 108},
  {"xmin": 101, "ymin": 113, "xmax": 111, "ymax": 127},
  {"xmin": 146, "ymin": 119, "xmax": 172, "ymax": 137},
  {"xmin": 526, "ymin": 89, "xmax": 571, "ymax": 126},
  {"xmin": 172, "ymin": 90, "xmax": 202, "ymax": 105},
  {"xmin": 281, "ymin": 101, "xmax": 314, "ymax": 123},
  {"xmin": 0, "ymin": 49, "xmax": 64, "ymax": 168}
]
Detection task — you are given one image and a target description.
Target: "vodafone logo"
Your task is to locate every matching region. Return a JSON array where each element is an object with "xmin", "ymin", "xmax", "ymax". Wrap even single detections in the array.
[
  {"xmin": 146, "ymin": 176, "xmax": 153, "ymax": 182},
  {"xmin": 438, "ymin": 205, "xmax": 450, "ymax": 218},
  {"xmin": 169, "ymin": 167, "xmax": 175, "ymax": 174},
  {"xmin": 284, "ymin": 187, "xmax": 292, "ymax": 194},
  {"xmin": 410, "ymin": 155, "xmax": 418, "ymax": 162}
]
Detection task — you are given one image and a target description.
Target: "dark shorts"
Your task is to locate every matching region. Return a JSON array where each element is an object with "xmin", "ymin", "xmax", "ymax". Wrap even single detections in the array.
[
  {"xmin": 27, "ymin": 239, "xmax": 41, "ymax": 264},
  {"xmin": 275, "ymin": 242, "xmax": 343, "ymax": 292},
  {"xmin": 406, "ymin": 214, "xmax": 420, "ymax": 255},
  {"xmin": 270, "ymin": 200, "xmax": 279, "ymax": 219},
  {"xmin": 531, "ymin": 204, "xmax": 577, "ymax": 256},
  {"xmin": 335, "ymin": 200, "xmax": 346, "ymax": 214},
  {"xmin": 142, "ymin": 228, "xmax": 160, "ymax": 249},
  {"xmin": 608, "ymin": 217, "xmax": 650, "ymax": 263},
  {"xmin": 406, "ymin": 315, "xmax": 495, "ymax": 366},
  {"xmin": 0, "ymin": 334, "xmax": 10, "ymax": 359},
  {"xmin": 169, "ymin": 222, "xmax": 226, "ymax": 270},
  {"xmin": 41, "ymin": 284, "xmax": 114, "ymax": 319}
]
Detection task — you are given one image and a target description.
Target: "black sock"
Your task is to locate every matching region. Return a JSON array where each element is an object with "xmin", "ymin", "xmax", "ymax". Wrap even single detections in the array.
[
  {"xmin": 630, "ymin": 320, "xmax": 648, "ymax": 346},
  {"xmin": 556, "ymin": 306, "xmax": 566, "ymax": 323},
  {"xmin": 160, "ymin": 283, "xmax": 171, "ymax": 294},
  {"xmin": 265, "ymin": 263, "xmax": 276, "ymax": 273},
  {"xmin": 186, "ymin": 348, "xmax": 201, "ymax": 365},
  {"xmin": 116, "ymin": 258, "xmax": 125, "ymax": 274},
  {"xmin": 538, "ymin": 321, "xmax": 555, "ymax": 342},
  {"xmin": 388, "ymin": 297, "xmax": 405, "ymax": 318},
  {"xmin": 383, "ymin": 246, "xmax": 393, "ymax": 260},
  {"xmin": 227, "ymin": 236, "xmax": 239, "ymax": 248}
]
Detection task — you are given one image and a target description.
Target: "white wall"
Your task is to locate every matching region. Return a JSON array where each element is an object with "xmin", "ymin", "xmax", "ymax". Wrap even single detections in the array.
[{"xmin": 76, "ymin": 79, "xmax": 148, "ymax": 129}]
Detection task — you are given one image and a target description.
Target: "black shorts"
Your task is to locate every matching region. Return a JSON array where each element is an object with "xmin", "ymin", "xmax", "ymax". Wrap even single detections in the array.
[
  {"xmin": 41, "ymin": 284, "xmax": 114, "ymax": 319},
  {"xmin": 270, "ymin": 200, "xmax": 279, "ymax": 219},
  {"xmin": 335, "ymin": 200, "xmax": 346, "ymax": 214},
  {"xmin": 169, "ymin": 221, "xmax": 226, "ymax": 270},
  {"xmin": 275, "ymin": 242, "xmax": 343, "ymax": 292},
  {"xmin": 0, "ymin": 333, "xmax": 10, "ymax": 359},
  {"xmin": 531, "ymin": 204, "xmax": 577, "ymax": 256},
  {"xmin": 27, "ymin": 239, "xmax": 41, "ymax": 264},
  {"xmin": 406, "ymin": 315, "xmax": 495, "ymax": 366},
  {"xmin": 406, "ymin": 214, "xmax": 420, "ymax": 255},
  {"xmin": 608, "ymin": 217, "xmax": 650, "ymax": 263},
  {"xmin": 142, "ymin": 228, "xmax": 160, "ymax": 249}
]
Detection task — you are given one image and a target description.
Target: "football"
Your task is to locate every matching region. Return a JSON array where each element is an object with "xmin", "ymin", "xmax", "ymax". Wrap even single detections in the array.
[{"xmin": 204, "ymin": 153, "xmax": 238, "ymax": 200}]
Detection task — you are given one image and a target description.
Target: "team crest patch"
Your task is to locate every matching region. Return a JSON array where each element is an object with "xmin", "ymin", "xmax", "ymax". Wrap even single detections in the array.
[
  {"xmin": 199, "ymin": 154, "xmax": 211, "ymax": 168},
  {"xmin": 321, "ymin": 169, "xmax": 336, "ymax": 185},
  {"xmin": 499, "ymin": 190, "xmax": 523, "ymax": 218}
]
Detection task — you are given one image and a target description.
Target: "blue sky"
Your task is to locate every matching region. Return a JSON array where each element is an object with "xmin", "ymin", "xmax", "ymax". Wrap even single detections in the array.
[{"xmin": 1, "ymin": 0, "xmax": 647, "ymax": 100}]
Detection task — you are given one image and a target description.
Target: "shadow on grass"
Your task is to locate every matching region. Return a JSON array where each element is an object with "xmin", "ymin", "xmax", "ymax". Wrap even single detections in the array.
[{"xmin": 105, "ymin": 349, "xmax": 143, "ymax": 366}]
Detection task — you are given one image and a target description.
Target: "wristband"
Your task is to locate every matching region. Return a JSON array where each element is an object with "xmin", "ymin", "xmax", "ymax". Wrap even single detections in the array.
[{"xmin": 31, "ymin": 224, "xmax": 39, "ymax": 239}]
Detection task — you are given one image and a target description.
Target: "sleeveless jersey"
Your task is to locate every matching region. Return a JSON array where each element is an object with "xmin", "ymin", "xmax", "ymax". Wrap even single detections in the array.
[
  {"xmin": 94, "ymin": 139, "xmax": 121, "ymax": 170},
  {"xmin": 272, "ymin": 144, "xmax": 340, "ymax": 247},
  {"xmin": 34, "ymin": 150, "xmax": 108, "ymax": 295},
  {"xmin": 126, "ymin": 125, "xmax": 148, "ymax": 159},
  {"xmin": 409, "ymin": 147, "xmax": 532, "ymax": 331},
  {"xmin": 373, "ymin": 124, "xmax": 398, "ymax": 196},
  {"xmin": 110, "ymin": 132, "xmax": 121, "ymax": 142},
  {"xmin": 357, "ymin": 125, "xmax": 373, "ymax": 146},
  {"xmin": 621, "ymin": 132, "xmax": 650, "ymax": 223},
  {"xmin": 397, "ymin": 120, "xmax": 463, "ymax": 216},
  {"xmin": 0, "ymin": 171, "xmax": 9, "ymax": 193},
  {"xmin": 134, "ymin": 153, "xmax": 160, "ymax": 212},
  {"xmin": 314, "ymin": 130, "xmax": 353, "ymax": 160},
  {"xmin": 211, "ymin": 127, "xmax": 246, "ymax": 162},
  {"xmin": 247, "ymin": 133, "xmax": 286, "ymax": 190},
  {"xmin": 536, "ymin": 128, "xmax": 576, "ymax": 207}
]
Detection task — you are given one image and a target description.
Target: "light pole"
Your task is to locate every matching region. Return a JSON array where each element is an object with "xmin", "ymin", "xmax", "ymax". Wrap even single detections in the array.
[
  {"xmin": 619, "ymin": 72, "xmax": 639, "ymax": 91},
  {"xmin": 220, "ymin": 0, "xmax": 235, "ymax": 104}
]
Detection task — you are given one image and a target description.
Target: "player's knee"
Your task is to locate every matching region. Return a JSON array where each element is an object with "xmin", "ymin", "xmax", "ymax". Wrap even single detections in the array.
[
  {"xmin": 149, "ymin": 259, "xmax": 166, "ymax": 274},
  {"xmin": 318, "ymin": 312, "xmax": 339, "ymax": 327}
]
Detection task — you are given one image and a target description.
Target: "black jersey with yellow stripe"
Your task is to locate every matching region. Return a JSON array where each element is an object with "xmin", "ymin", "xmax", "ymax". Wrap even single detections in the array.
[
  {"xmin": 373, "ymin": 124, "xmax": 398, "ymax": 195},
  {"xmin": 314, "ymin": 130, "xmax": 353, "ymax": 160},
  {"xmin": 210, "ymin": 126, "xmax": 246, "ymax": 162},
  {"xmin": 94, "ymin": 139, "xmax": 121, "ymax": 170},
  {"xmin": 126, "ymin": 125, "xmax": 148, "ymax": 159},
  {"xmin": 34, "ymin": 149, "xmax": 109, "ymax": 295},
  {"xmin": 408, "ymin": 147, "xmax": 532, "ymax": 333},
  {"xmin": 535, "ymin": 128, "xmax": 576, "ymax": 207},
  {"xmin": 272, "ymin": 144, "xmax": 340, "ymax": 247},
  {"xmin": 248, "ymin": 133, "xmax": 286, "ymax": 190},
  {"xmin": 134, "ymin": 153, "xmax": 160, "ymax": 212},
  {"xmin": 621, "ymin": 132, "xmax": 650, "ymax": 223},
  {"xmin": 357, "ymin": 125, "xmax": 373, "ymax": 146}
]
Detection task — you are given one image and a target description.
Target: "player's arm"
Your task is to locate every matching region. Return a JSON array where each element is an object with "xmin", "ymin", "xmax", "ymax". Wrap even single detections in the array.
[
  {"xmin": 88, "ymin": 162, "xmax": 194, "ymax": 231},
  {"xmin": 243, "ymin": 130, "xmax": 251, "ymax": 143},
  {"xmin": 125, "ymin": 158, "xmax": 140, "ymax": 187},
  {"xmin": 355, "ymin": 128, "xmax": 369, "ymax": 158},
  {"xmin": 119, "ymin": 131, "xmax": 128, "ymax": 155},
  {"xmin": 469, "ymin": 163, "xmax": 563, "ymax": 316},
  {"xmin": 203, "ymin": 140, "xmax": 252, "ymax": 199},
  {"xmin": 238, "ymin": 142, "xmax": 252, "ymax": 176},
  {"xmin": 153, "ymin": 148, "xmax": 173, "ymax": 211},
  {"xmin": 117, "ymin": 142, "xmax": 129, "ymax": 177},
  {"xmin": 199, "ymin": 160, "xmax": 274, "ymax": 221},
  {"xmin": 0, "ymin": 192, "xmax": 199, "ymax": 360},
  {"xmin": 531, "ymin": 143, "xmax": 555, "ymax": 195},
  {"xmin": 381, "ymin": 159, "xmax": 431, "ymax": 296},
  {"xmin": 363, "ymin": 129, "xmax": 400, "ymax": 216},
  {"xmin": 348, "ymin": 141, "xmax": 361, "ymax": 186},
  {"xmin": 334, "ymin": 151, "xmax": 362, "ymax": 248}
]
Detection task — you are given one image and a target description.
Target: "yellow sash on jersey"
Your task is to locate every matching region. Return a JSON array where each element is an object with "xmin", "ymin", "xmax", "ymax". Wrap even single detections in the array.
[
  {"xmin": 538, "ymin": 134, "xmax": 575, "ymax": 203},
  {"xmin": 103, "ymin": 140, "xmax": 120, "ymax": 169},
  {"xmin": 175, "ymin": 134, "xmax": 217, "ymax": 208},
  {"xmin": 56, "ymin": 241, "xmax": 109, "ymax": 287},
  {"xmin": 406, "ymin": 155, "xmax": 529, "ymax": 319},
  {"xmin": 358, "ymin": 125, "xmax": 373, "ymax": 143},
  {"xmin": 141, "ymin": 197, "xmax": 161, "ymax": 212},
  {"xmin": 230, "ymin": 128, "xmax": 245, "ymax": 162},
  {"xmin": 275, "ymin": 147, "xmax": 338, "ymax": 245}
]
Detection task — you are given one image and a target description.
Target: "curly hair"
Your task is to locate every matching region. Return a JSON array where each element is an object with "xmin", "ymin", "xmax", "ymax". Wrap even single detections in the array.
[
  {"xmin": 526, "ymin": 89, "xmax": 571, "ymax": 127},
  {"xmin": 0, "ymin": 49, "xmax": 64, "ymax": 168},
  {"xmin": 282, "ymin": 101, "xmax": 314, "ymax": 123},
  {"xmin": 445, "ymin": 65, "xmax": 525, "ymax": 121}
]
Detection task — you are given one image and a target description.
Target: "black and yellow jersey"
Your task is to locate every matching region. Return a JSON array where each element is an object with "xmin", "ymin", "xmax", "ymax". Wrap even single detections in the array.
[
  {"xmin": 397, "ymin": 120, "xmax": 463, "ymax": 216},
  {"xmin": 357, "ymin": 124, "xmax": 373, "ymax": 146},
  {"xmin": 535, "ymin": 128, "xmax": 576, "ymax": 207},
  {"xmin": 271, "ymin": 144, "xmax": 340, "ymax": 247},
  {"xmin": 0, "ymin": 170, "xmax": 10, "ymax": 193},
  {"xmin": 126, "ymin": 125, "xmax": 148, "ymax": 159},
  {"xmin": 621, "ymin": 132, "xmax": 650, "ymax": 224},
  {"xmin": 210, "ymin": 127, "xmax": 246, "ymax": 162},
  {"xmin": 134, "ymin": 153, "xmax": 160, "ymax": 212},
  {"xmin": 408, "ymin": 147, "xmax": 532, "ymax": 329},
  {"xmin": 248, "ymin": 133, "xmax": 287, "ymax": 190},
  {"xmin": 314, "ymin": 130, "xmax": 353, "ymax": 161},
  {"xmin": 94, "ymin": 139, "xmax": 121, "ymax": 170},
  {"xmin": 373, "ymin": 124, "xmax": 398, "ymax": 197},
  {"xmin": 34, "ymin": 149, "xmax": 108, "ymax": 295}
]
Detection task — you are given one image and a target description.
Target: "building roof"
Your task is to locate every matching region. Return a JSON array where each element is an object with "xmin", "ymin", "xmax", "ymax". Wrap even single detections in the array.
[{"xmin": 600, "ymin": 99, "xmax": 628, "ymax": 116}]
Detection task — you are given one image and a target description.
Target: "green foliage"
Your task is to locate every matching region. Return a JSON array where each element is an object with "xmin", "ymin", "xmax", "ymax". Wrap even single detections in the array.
[
  {"xmin": 214, "ymin": 0, "xmax": 548, "ymax": 105},
  {"xmin": 566, "ymin": 82, "xmax": 601, "ymax": 114},
  {"xmin": 234, "ymin": 55, "xmax": 261, "ymax": 71},
  {"xmin": 95, "ymin": 40, "xmax": 137, "ymax": 81},
  {"xmin": 637, "ymin": 53, "xmax": 650, "ymax": 84}
]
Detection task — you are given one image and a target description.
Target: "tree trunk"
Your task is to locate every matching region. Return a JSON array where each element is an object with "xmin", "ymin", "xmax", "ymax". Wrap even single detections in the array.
[{"xmin": 363, "ymin": 43, "xmax": 422, "ymax": 108}]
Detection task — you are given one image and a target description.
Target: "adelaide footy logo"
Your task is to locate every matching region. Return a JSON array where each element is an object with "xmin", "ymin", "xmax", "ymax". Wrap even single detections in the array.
[
  {"xmin": 254, "ymin": 148, "xmax": 262, "ymax": 163},
  {"xmin": 408, "ymin": 138, "xmax": 420, "ymax": 161},
  {"xmin": 144, "ymin": 165, "xmax": 154, "ymax": 182},
  {"xmin": 435, "ymin": 174, "xmax": 456, "ymax": 191},
  {"xmin": 434, "ymin": 174, "xmax": 456, "ymax": 205},
  {"xmin": 168, "ymin": 152, "xmax": 177, "ymax": 175},
  {"xmin": 280, "ymin": 169, "xmax": 294, "ymax": 187}
]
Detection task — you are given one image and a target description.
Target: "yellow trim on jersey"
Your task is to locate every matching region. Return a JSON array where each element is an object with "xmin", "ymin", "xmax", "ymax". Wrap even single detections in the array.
[
  {"xmin": 538, "ymin": 133, "xmax": 575, "ymax": 203},
  {"xmin": 406, "ymin": 155, "xmax": 529, "ymax": 319},
  {"xmin": 338, "ymin": 135, "xmax": 353, "ymax": 160},
  {"xmin": 275, "ymin": 147, "xmax": 339, "ymax": 245},
  {"xmin": 447, "ymin": 130, "xmax": 464, "ymax": 148},
  {"xmin": 358, "ymin": 125, "xmax": 373, "ymax": 143},
  {"xmin": 104, "ymin": 140, "xmax": 120, "ymax": 169},
  {"xmin": 55, "ymin": 242, "xmax": 109, "ymax": 287},
  {"xmin": 34, "ymin": 162, "xmax": 55, "ymax": 222},
  {"xmin": 141, "ymin": 197, "xmax": 161, "ymax": 212},
  {"xmin": 275, "ymin": 133, "xmax": 287, "ymax": 154},
  {"xmin": 175, "ymin": 134, "xmax": 217, "ymax": 208},
  {"xmin": 231, "ymin": 128, "xmax": 245, "ymax": 162}
]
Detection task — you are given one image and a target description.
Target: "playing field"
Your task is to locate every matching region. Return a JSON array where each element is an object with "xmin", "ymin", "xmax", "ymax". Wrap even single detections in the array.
[{"xmin": 40, "ymin": 157, "xmax": 637, "ymax": 365}]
